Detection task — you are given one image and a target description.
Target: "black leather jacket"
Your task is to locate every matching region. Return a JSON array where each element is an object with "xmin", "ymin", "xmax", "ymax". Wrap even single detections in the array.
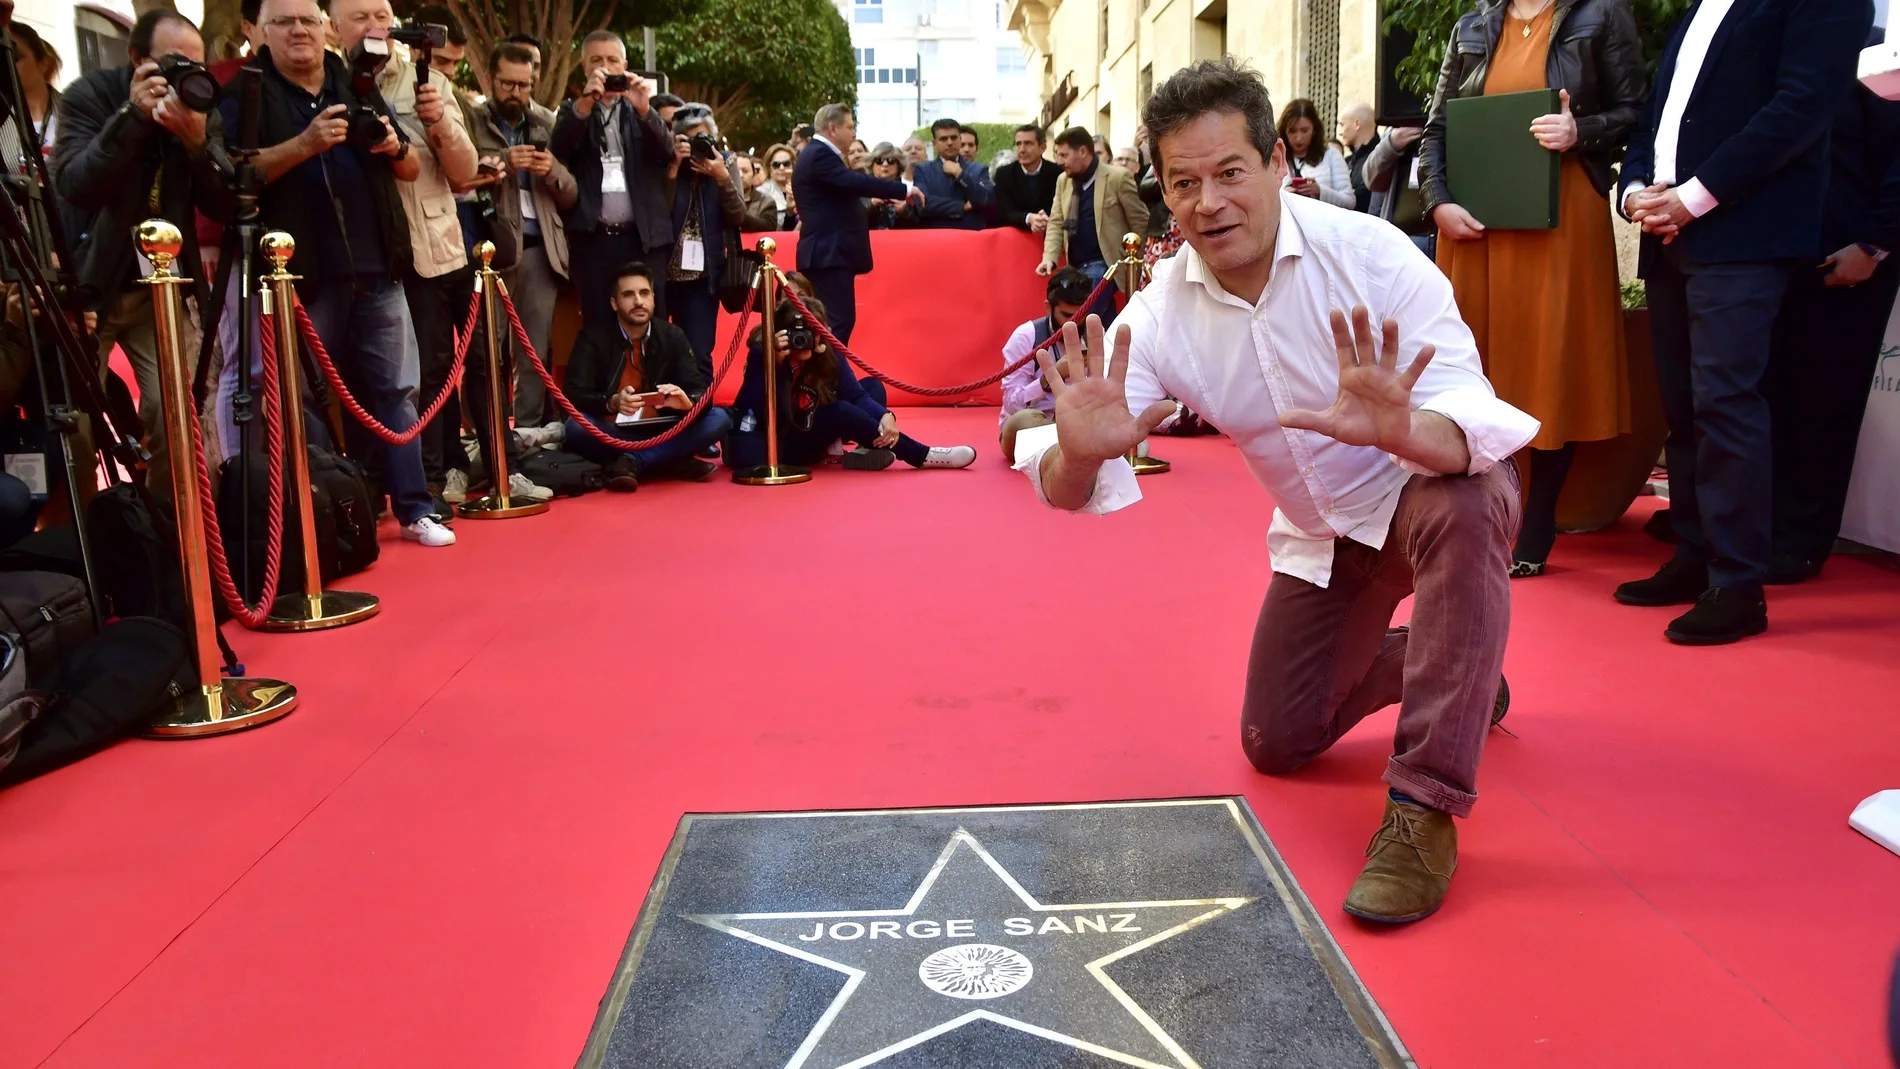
[{"xmin": 1418, "ymin": 0, "xmax": 1646, "ymax": 215}]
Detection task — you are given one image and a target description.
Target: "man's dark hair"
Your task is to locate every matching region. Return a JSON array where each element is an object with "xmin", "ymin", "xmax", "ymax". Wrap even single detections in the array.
[
  {"xmin": 241, "ymin": 0, "xmax": 263, "ymax": 24},
  {"xmin": 498, "ymin": 32, "xmax": 542, "ymax": 54},
  {"xmin": 410, "ymin": 6, "xmax": 466, "ymax": 46},
  {"xmin": 653, "ymin": 92, "xmax": 685, "ymax": 111},
  {"xmin": 614, "ymin": 262, "xmax": 655, "ymax": 288},
  {"xmin": 1015, "ymin": 123, "xmax": 1045, "ymax": 144},
  {"xmin": 129, "ymin": 9, "xmax": 197, "ymax": 60},
  {"xmin": 930, "ymin": 117, "xmax": 960, "ymax": 136},
  {"xmin": 1046, "ymin": 266, "xmax": 1093, "ymax": 307},
  {"xmin": 489, "ymin": 41, "xmax": 536, "ymax": 74},
  {"xmin": 1053, "ymin": 126, "xmax": 1093, "ymax": 152},
  {"xmin": 1141, "ymin": 58, "xmax": 1278, "ymax": 172}
]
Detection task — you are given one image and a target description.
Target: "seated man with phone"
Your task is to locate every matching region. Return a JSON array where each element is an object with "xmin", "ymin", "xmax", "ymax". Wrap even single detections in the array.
[{"xmin": 560, "ymin": 262, "xmax": 732, "ymax": 491}]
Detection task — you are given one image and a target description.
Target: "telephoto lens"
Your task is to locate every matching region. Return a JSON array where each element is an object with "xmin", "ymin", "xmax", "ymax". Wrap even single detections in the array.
[{"xmin": 157, "ymin": 54, "xmax": 220, "ymax": 113}]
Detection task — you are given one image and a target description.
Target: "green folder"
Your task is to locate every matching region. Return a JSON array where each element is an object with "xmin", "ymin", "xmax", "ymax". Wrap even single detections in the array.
[{"xmin": 1445, "ymin": 88, "xmax": 1560, "ymax": 230}]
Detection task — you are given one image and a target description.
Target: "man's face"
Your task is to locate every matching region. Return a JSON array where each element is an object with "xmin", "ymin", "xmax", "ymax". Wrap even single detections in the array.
[
  {"xmin": 1157, "ymin": 111, "xmax": 1284, "ymax": 278},
  {"xmin": 1014, "ymin": 131, "xmax": 1042, "ymax": 166},
  {"xmin": 328, "ymin": 0, "xmax": 393, "ymax": 54},
  {"xmin": 904, "ymin": 138, "xmax": 927, "ymax": 163},
  {"xmin": 1061, "ymin": 142, "xmax": 1094, "ymax": 177},
  {"xmin": 582, "ymin": 37, "xmax": 627, "ymax": 79},
  {"xmin": 613, "ymin": 272, "xmax": 655, "ymax": 327},
  {"xmin": 958, "ymin": 131, "xmax": 977, "ymax": 159},
  {"xmin": 734, "ymin": 154, "xmax": 755, "ymax": 184},
  {"xmin": 431, "ymin": 40, "xmax": 463, "ymax": 80},
  {"xmin": 1049, "ymin": 298, "xmax": 1083, "ymax": 332},
  {"xmin": 140, "ymin": 20, "xmax": 205, "ymax": 65},
  {"xmin": 491, "ymin": 58, "xmax": 533, "ymax": 120},
  {"xmin": 932, "ymin": 127, "xmax": 959, "ymax": 160},
  {"xmin": 824, "ymin": 113, "xmax": 857, "ymax": 148},
  {"xmin": 258, "ymin": 0, "xmax": 326, "ymax": 68}
]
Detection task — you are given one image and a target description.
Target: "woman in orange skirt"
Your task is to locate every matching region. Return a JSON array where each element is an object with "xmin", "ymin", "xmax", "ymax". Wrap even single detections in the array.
[{"xmin": 1419, "ymin": 0, "xmax": 1646, "ymax": 576}]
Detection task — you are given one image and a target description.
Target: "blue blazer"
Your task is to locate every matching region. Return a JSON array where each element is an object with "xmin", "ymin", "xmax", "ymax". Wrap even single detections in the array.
[
  {"xmin": 910, "ymin": 159, "xmax": 994, "ymax": 229},
  {"xmin": 792, "ymin": 141, "xmax": 908, "ymax": 276},
  {"xmin": 1619, "ymin": 0, "xmax": 1872, "ymax": 266}
]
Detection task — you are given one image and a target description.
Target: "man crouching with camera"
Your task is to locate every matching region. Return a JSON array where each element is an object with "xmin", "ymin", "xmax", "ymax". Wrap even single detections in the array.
[
  {"xmin": 220, "ymin": 0, "xmax": 455, "ymax": 548},
  {"xmin": 53, "ymin": 10, "xmax": 233, "ymax": 501}
]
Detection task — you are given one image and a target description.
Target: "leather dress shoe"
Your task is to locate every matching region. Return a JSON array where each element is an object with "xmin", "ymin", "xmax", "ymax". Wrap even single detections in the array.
[
  {"xmin": 667, "ymin": 457, "xmax": 720, "ymax": 482},
  {"xmin": 1665, "ymin": 587, "xmax": 1767, "ymax": 646},
  {"xmin": 1342, "ymin": 798, "xmax": 1457, "ymax": 924},
  {"xmin": 1614, "ymin": 559, "xmax": 1709, "ymax": 607},
  {"xmin": 603, "ymin": 455, "xmax": 640, "ymax": 492},
  {"xmin": 1765, "ymin": 552, "xmax": 1823, "ymax": 586}
]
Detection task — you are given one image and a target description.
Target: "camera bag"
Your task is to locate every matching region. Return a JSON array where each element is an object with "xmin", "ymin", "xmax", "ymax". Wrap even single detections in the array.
[
  {"xmin": 0, "ymin": 570, "xmax": 94, "ymax": 688},
  {"xmin": 0, "ymin": 617, "xmax": 192, "ymax": 788},
  {"xmin": 517, "ymin": 450, "xmax": 603, "ymax": 496}
]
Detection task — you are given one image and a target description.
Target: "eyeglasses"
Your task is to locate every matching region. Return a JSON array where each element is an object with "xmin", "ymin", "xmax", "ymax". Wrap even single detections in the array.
[
  {"xmin": 265, "ymin": 15, "xmax": 323, "ymax": 30},
  {"xmin": 495, "ymin": 78, "xmax": 533, "ymax": 91}
]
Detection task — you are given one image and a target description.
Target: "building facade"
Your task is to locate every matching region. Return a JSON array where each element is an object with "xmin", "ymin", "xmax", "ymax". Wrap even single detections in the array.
[
  {"xmin": 15, "ymin": 0, "xmax": 207, "ymax": 93},
  {"xmin": 1005, "ymin": 0, "xmax": 1380, "ymax": 154},
  {"xmin": 834, "ymin": 0, "xmax": 1039, "ymax": 148}
]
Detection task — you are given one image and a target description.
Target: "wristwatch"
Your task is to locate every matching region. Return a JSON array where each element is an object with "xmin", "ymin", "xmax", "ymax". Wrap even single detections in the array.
[
  {"xmin": 395, "ymin": 141, "xmax": 412, "ymax": 162},
  {"xmin": 1857, "ymin": 241, "xmax": 1889, "ymax": 262}
]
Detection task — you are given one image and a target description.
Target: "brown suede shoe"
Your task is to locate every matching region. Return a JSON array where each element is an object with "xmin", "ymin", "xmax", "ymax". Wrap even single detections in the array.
[{"xmin": 1341, "ymin": 798, "xmax": 1458, "ymax": 924}]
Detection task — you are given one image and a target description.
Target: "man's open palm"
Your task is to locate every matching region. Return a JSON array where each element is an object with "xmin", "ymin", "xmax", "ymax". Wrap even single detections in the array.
[
  {"xmin": 1036, "ymin": 315, "xmax": 1178, "ymax": 464},
  {"xmin": 1279, "ymin": 307, "xmax": 1432, "ymax": 452}
]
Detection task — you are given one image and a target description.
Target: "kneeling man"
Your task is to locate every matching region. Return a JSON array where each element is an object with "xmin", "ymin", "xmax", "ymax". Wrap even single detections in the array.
[{"xmin": 1020, "ymin": 59, "xmax": 1537, "ymax": 923}]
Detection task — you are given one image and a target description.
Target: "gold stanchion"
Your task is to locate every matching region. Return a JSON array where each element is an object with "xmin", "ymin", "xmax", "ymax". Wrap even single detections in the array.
[
  {"xmin": 257, "ymin": 231, "xmax": 381, "ymax": 631},
  {"xmin": 733, "ymin": 237, "xmax": 811, "ymax": 486},
  {"xmin": 1120, "ymin": 232, "xmax": 1171, "ymax": 476},
  {"xmin": 458, "ymin": 241, "xmax": 550, "ymax": 518},
  {"xmin": 135, "ymin": 220, "xmax": 297, "ymax": 738}
]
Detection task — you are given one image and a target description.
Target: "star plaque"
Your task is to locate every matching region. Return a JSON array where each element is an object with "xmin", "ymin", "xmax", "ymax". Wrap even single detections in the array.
[{"xmin": 578, "ymin": 798, "xmax": 1412, "ymax": 1069}]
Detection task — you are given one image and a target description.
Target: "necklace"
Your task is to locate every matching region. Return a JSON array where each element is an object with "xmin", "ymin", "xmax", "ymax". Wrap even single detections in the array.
[{"xmin": 1513, "ymin": 0, "xmax": 1554, "ymax": 34}]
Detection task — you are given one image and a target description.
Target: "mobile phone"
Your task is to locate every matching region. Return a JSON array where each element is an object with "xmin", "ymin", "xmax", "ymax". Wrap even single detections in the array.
[
  {"xmin": 528, "ymin": 137, "xmax": 548, "ymax": 152},
  {"xmin": 603, "ymin": 73, "xmax": 630, "ymax": 93},
  {"xmin": 477, "ymin": 158, "xmax": 503, "ymax": 176}
]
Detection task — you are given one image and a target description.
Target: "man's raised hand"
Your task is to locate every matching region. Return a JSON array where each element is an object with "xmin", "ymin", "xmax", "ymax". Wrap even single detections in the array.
[
  {"xmin": 1034, "ymin": 314, "xmax": 1177, "ymax": 465},
  {"xmin": 1278, "ymin": 306, "xmax": 1432, "ymax": 452}
]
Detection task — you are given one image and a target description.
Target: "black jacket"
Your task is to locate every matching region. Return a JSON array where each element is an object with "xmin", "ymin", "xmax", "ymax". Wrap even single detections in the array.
[
  {"xmin": 1419, "ymin": 0, "xmax": 1647, "ymax": 215},
  {"xmin": 1620, "ymin": 0, "xmax": 1871, "ymax": 265},
  {"xmin": 52, "ymin": 66, "xmax": 233, "ymax": 303},
  {"xmin": 231, "ymin": 48, "xmax": 413, "ymax": 279},
  {"xmin": 562, "ymin": 318, "xmax": 706, "ymax": 418},
  {"xmin": 992, "ymin": 158, "xmax": 1060, "ymax": 230},
  {"xmin": 1819, "ymin": 36, "xmax": 1900, "ymax": 256},
  {"xmin": 548, "ymin": 98, "xmax": 672, "ymax": 251}
]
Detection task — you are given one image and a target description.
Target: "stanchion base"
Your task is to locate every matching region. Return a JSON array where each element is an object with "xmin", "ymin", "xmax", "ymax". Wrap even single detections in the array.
[
  {"xmin": 732, "ymin": 464, "xmax": 813, "ymax": 486},
  {"xmin": 1131, "ymin": 455, "xmax": 1172, "ymax": 476},
  {"xmin": 457, "ymin": 495, "xmax": 551, "ymax": 519},
  {"xmin": 144, "ymin": 678, "xmax": 298, "ymax": 739},
  {"xmin": 258, "ymin": 589, "xmax": 380, "ymax": 632}
]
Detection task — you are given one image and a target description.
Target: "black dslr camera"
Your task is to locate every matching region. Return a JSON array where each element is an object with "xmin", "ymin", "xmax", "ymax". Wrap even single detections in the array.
[
  {"xmin": 778, "ymin": 300, "xmax": 815, "ymax": 352},
  {"xmin": 345, "ymin": 37, "xmax": 393, "ymax": 149},
  {"xmin": 689, "ymin": 131, "xmax": 719, "ymax": 161},
  {"xmin": 388, "ymin": 21, "xmax": 448, "ymax": 86},
  {"xmin": 156, "ymin": 54, "xmax": 219, "ymax": 112}
]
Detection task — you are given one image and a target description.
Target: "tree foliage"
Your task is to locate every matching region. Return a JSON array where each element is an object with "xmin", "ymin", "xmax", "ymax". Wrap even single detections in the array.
[
  {"xmin": 656, "ymin": 0, "xmax": 857, "ymax": 154},
  {"xmin": 1382, "ymin": 0, "xmax": 1693, "ymax": 100},
  {"xmin": 434, "ymin": 0, "xmax": 703, "ymax": 103}
]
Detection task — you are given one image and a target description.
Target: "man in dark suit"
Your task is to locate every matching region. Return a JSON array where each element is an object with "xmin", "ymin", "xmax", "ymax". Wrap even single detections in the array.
[
  {"xmin": 1615, "ymin": 0, "xmax": 1872, "ymax": 644},
  {"xmin": 550, "ymin": 30, "xmax": 674, "ymax": 331},
  {"xmin": 993, "ymin": 123, "xmax": 1061, "ymax": 232},
  {"xmin": 910, "ymin": 117, "xmax": 994, "ymax": 230},
  {"xmin": 1764, "ymin": 38, "xmax": 1900, "ymax": 583},
  {"xmin": 792, "ymin": 103, "xmax": 922, "ymax": 345}
]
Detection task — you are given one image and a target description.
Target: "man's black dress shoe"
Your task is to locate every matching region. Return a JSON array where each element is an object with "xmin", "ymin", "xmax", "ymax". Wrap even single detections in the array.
[
  {"xmin": 1765, "ymin": 552, "xmax": 1823, "ymax": 586},
  {"xmin": 1644, "ymin": 508, "xmax": 1676, "ymax": 544},
  {"xmin": 1614, "ymin": 559, "xmax": 1709, "ymax": 607},
  {"xmin": 1665, "ymin": 587, "xmax": 1768, "ymax": 645}
]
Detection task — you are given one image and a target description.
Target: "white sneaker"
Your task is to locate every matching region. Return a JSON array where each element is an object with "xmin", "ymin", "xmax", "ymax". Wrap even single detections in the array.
[
  {"xmin": 537, "ymin": 421, "xmax": 566, "ymax": 447},
  {"xmin": 401, "ymin": 516, "xmax": 457, "ymax": 547},
  {"xmin": 507, "ymin": 473, "xmax": 554, "ymax": 502},
  {"xmin": 923, "ymin": 445, "xmax": 976, "ymax": 470},
  {"xmin": 441, "ymin": 469, "xmax": 468, "ymax": 504}
]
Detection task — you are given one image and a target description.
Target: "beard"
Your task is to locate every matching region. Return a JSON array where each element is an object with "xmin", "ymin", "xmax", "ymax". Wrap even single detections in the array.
[{"xmin": 496, "ymin": 97, "xmax": 527, "ymax": 123}]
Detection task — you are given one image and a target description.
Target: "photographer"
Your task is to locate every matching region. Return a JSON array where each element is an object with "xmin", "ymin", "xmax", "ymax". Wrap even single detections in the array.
[
  {"xmin": 218, "ymin": 0, "xmax": 454, "ymax": 549},
  {"xmin": 52, "ymin": 10, "xmax": 233, "ymax": 498},
  {"xmin": 664, "ymin": 104, "xmax": 744, "ymax": 381},
  {"xmin": 550, "ymin": 30, "xmax": 673, "ymax": 331}
]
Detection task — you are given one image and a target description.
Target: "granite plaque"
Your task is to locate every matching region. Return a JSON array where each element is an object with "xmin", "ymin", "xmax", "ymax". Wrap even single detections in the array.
[{"xmin": 577, "ymin": 798, "xmax": 1412, "ymax": 1069}]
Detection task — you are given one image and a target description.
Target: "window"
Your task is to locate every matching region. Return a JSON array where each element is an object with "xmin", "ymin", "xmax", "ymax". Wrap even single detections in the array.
[
  {"xmin": 75, "ymin": 8, "xmax": 132, "ymax": 76},
  {"xmin": 1098, "ymin": 0, "xmax": 1110, "ymax": 64},
  {"xmin": 855, "ymin": 0, "xmax": 883, "ymax": 23},
  {"xmin": 997, "ymin": 45, "xmax": 1026, "ymax": 74},
  {"xmin": 905, "ymin": 68, "xmax": 918, "ymax": 84},
  {"xmin": 1139, "ymin": 64, "xmax": 1153, "ymax": 108},
  {"xmin": 1303, "ymin": 0, "xmax": 1340, "ymax": 135}
]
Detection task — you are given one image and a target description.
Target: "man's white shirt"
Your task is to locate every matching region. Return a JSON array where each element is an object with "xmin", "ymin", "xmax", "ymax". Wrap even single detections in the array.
[{"xmin": 1016, "ymin": 194, "xmax": 1539, "ymax": 588}]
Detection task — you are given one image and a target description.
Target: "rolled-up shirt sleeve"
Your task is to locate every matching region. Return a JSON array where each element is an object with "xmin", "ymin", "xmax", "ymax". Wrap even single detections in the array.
[
  {"xmin": 998, "ymin": 321, "xmax": 1049, "ymax": 419},
  {"xmin": 1378, "ymin": 227, "xmax": 1541, "ymax": 476}
]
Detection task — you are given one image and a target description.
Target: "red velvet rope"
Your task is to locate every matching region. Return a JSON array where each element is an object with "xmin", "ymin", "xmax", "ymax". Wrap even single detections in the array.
[
  {"xmin": 502, "ymin": 285, "xmax": 756, "ymax": 452},
  {"xmin": 776, "ymin": 267, "xmax": 1120, "ymax": 397},
  {"xmin": 188, "ymin": 307, "xmax": 288, "ymax": 629},
  {"xmin": 288, "ymin": 287, "xmax": 481, "ymax": 446}
]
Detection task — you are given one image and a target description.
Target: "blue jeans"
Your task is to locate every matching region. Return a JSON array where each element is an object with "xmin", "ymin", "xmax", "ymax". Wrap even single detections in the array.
[
  {"xmin": 563, "ymin": 406, "xmax": 732, "ymax": 476},
  {"xmin": 667, "ymin": 277, "xmax": 720, "ymax": 384},
  {"xmin": 300, "ymin": 274, "xmax": 432, "ymax": 525},
  {"xmin": 1076, "ymin": 259, "xmax": 1119, "ymax": 326}
]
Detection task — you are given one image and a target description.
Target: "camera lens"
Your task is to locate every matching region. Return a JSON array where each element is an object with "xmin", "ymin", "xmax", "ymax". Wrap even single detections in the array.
[{"xmin": 158, "ymin": 55, "xmax": 220, "ymax": 113}]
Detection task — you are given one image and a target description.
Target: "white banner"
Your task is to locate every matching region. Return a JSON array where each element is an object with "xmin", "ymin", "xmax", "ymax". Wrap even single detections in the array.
[{"xmin": 1841, "ymin": 291, "xmax": 1900, "ymax": 552}]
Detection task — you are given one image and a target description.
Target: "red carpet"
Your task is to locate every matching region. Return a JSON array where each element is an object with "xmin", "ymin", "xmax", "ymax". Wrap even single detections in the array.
[{"xmin": 2, "ymin": 409, "xmax": 1897, "ymax": 1068}]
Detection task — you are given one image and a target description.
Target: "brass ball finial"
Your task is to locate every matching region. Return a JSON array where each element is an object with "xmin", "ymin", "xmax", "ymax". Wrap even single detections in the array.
[
  {"xmin": 475, "ymin": 240, "xmax": 496, "ymax": 269},
  {"xmin": 756, "ymin": 236, "xmax": 777, "ymax": 257},
  {"xmin": 136, "ymin": 219, "xmax": 183, "ymax": 274},
  {"xmin": 1121, "ymin": 232, "xmax": 1142, "ymax": 257},
  {"xmin": 260, "ymin": 231, "xmax": 297, "ymax": 271}
]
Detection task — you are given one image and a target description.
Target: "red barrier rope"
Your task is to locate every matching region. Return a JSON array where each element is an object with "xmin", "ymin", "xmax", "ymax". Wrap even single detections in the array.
[
  {"xmin": 504, "ymin": 285, "xmax": 756, "ymax": 452},
  {"xmin": 289, "ymin": 287, "xmax": 481, "ymax": 446},
  {"xmin": 188, "ymin": 309, "xmax": 288, "ymax": 629},
  {"xmin": 776, "ymin": 267, "xmax": 1120, "ymax": 398}
]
